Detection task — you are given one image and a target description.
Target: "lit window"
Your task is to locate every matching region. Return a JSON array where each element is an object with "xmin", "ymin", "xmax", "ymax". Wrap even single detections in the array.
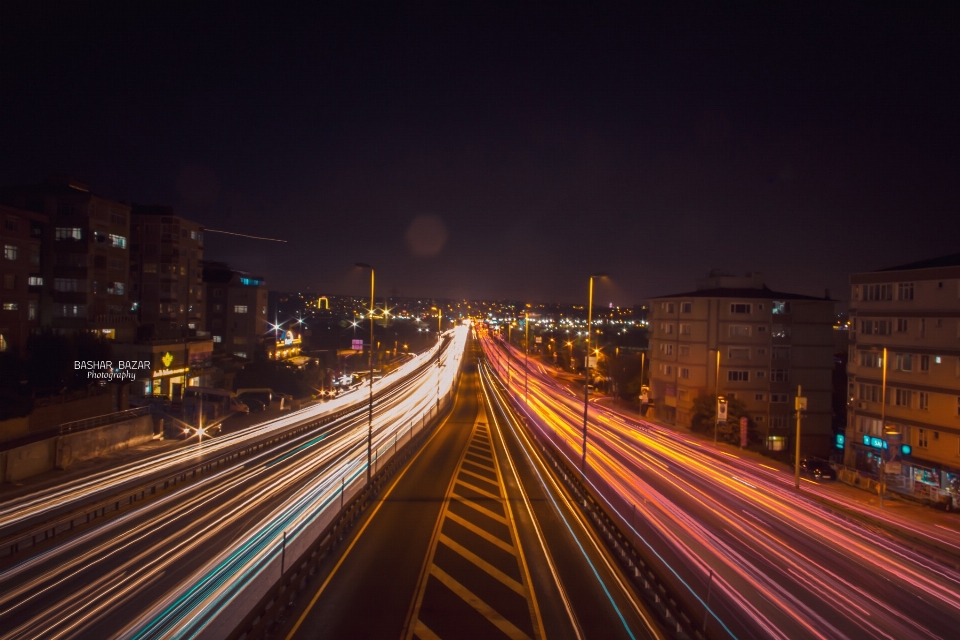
[
  {"xmin": 55, "ymin": 227, "xmax": 83, "ymax": 240},
  {"xmin": 213, "ymin": 335, "xmax": 222, "ymax": 343},
  {"xmin": 234, "ymin": 305, "xmax": 248, "ymax": 314},
  {"xmin": 2, "ymin": 302, "xmax": 18, "ymax": 311},
  {"xmin": 771, "ymin": 301, "xmax": 791, "ymax": 314},
  {"xmin": 3, "ymin": 245, "xmax": 18, "ymax": 260},
  {"xmin": 109, "ymin": 234, "xmax": 127, "ymax": 249}
]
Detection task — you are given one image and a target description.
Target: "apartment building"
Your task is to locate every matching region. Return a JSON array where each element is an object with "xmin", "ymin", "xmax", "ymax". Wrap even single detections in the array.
[
  {"xmin": 0, "ymin": 205, "xmax": 47, "ymax": 354},
  {"xmin": 648, "ymin": 271, "xmax": 835, "ymax": 456},
  {"xmin": 0, "ymin": 177, "xmax": 135, "ymax": 340},
  {"xmin": 846, "ymin": 253, "xmax": 960, "ymax": 502},
  {"xmin": 129, "ymin": 206, "xmax": 205, "ymax": 339},
  {"xmin": 202, "ymin": 261, "xmax": 268, "ymax": 359}
]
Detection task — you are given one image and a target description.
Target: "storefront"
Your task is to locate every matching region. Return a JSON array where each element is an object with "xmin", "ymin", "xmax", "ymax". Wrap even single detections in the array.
[
  {"xmin": 268, "ymin": 330, "xmax": 302, "ymax": 361},
  {"xmin": 113, "ymin": 339, "xmax": 214, "ymax": 400}
]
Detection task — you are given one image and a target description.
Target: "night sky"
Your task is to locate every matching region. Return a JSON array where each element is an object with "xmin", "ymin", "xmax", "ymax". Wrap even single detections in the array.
[{"xmin": 2, "ymin": 3, "xmax": 958, "ymax": 305}]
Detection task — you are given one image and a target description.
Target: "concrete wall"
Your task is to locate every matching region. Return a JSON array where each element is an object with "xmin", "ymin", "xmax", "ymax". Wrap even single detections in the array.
[
  {"xmin": 1, "ymin": 415, "xmax": 155, "ymax": 482},
  {"xmin": 2, "ymin": 438, "xmax": 57, "ymax": 482},
  {"xmin": 55, "ymin": 415, "xmax": 155, "ymax": 470}
]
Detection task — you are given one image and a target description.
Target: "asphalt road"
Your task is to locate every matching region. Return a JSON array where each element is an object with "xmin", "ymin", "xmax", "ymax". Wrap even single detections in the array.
[
  {"xmin": 481, "ymin": 330, "xmax": 960, "ymax": 640},
  {"xmin": 283, "ymin": 340, "xmax": 664, "ymax": 640},
  {"xmin": 0, "ymin": 340, "xmax": 454, "ymax": 640}
]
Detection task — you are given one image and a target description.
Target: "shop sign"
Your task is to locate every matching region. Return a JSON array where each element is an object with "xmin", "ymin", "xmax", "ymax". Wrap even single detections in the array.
[
  {"xmin": 153, "ymin": 367, "xmax": 188, "ymax": 378},
  {"xmin": 161, "ymin": 352, "xmax": 174, "ymax": 367},
  {"xmin": 885, "ymin": 462, "xmax": 902, "ymax": 474},
  {"xmin": 862, "ymin": 435, "xmax": 888, "ymax": 450}
]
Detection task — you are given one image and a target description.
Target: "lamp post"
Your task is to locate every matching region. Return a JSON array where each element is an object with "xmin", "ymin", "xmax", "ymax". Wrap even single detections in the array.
[
  {"xmin": 431, "ymin": 306, "xmax": 442, "ymax": 409},
  {"xmin": 507, "ymin": 322, "xmax": 516, "ymax": 391},
  {"xmin": 713, "ymin": 349, "xmax": 721, "ymax": 446},
  {"xmin": 356, "ymin": 263, "xmax": 375, "ymax": 482},
  {"xmin": 582, "ymin": 272, "xmax": 607, "ymax": 472},
  {"xmin": 524, "ymin": 312, "xmax": 530, "ymax": 403}
]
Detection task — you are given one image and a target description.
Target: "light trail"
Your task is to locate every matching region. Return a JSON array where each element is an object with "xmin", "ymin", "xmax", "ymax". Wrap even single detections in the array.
[
  {"xmin": 0, "ymin": 327, "xmax": 469, "ymax": 640},
  {"xmin": 478, "ymin": 327, "xmax": 960, "ymax": 639}
]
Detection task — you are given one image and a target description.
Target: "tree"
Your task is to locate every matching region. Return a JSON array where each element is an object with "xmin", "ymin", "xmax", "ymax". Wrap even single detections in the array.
[{"xmin": 690, "ymin": 394, "xmax": 759, "ymax": 445}]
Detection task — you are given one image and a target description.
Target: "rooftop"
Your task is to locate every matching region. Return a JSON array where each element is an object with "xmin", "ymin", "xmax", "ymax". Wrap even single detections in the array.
[
  {"xmin": 876, "ymin": 252, "xmax": 960, "ymax": 272},
  {"xmin": 650, "ymin": 286, "xmax": 830, "ymax": 301}
]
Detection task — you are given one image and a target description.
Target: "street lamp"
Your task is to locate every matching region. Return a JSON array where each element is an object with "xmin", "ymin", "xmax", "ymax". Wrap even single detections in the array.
[
  {"xmin": 355, "ymin": 262, "xmax": 375, "ymax": 482},
  {"xmin": 582, "ymin": 272, "xmax": 608, "ymax": 472},
  {"xmin": 431, "ymin": 306, "xmax": 442, "ymax": 408},
  {"xmin": 524, "ymin": 312, "xmax": 530, "ymax": 403}
]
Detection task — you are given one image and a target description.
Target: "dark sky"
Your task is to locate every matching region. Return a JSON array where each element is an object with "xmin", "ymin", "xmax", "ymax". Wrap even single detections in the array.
[{"xmin": 2, "ymin": 3, "xmax": 958, "ymax": 305}]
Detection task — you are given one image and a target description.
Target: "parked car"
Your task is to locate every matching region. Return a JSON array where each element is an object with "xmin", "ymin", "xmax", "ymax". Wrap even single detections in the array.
[
  {"xmin": 230, "ymin": 398, "xmax": 250, "ymax": 414},
  {"xmin": 244, "ymin": 397, "xmax": 267, "ymax": 412},
  {"xmin": 800, "ymin": 457, "xmax": 837, "ymax": 480}
]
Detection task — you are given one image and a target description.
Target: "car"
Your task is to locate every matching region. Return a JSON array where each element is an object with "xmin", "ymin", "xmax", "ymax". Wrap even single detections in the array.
[
  {"xmin": 230, "ymin": 398, "xmax": 250, "ymax": 414},
  {"xmin": 243, "ymin": 397, "xmax": 267, "ymax": 412},
  {"xmin": 800, "ymin": 457, "xmax": 837, "ymax": 480}
]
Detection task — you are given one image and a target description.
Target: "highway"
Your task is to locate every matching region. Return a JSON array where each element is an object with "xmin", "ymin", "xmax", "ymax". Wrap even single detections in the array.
[
  {"xmin": 0, "ymin": 328, "xmax": 466, "ymax": 639},
  {"xmin": 481, "ymin": 329, "xmax": 960, "ymax": 640},
  {"xmin": 281, "ymin": 337, "xmax": 665, "ymax": 640}
]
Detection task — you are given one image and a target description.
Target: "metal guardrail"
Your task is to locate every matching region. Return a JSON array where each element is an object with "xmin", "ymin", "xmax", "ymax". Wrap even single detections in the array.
[
  {"xmin": 0, "ymin": 403, "xmax": 366, "ymax": 559},
  {"xmin": 1, "ymin": 340, "xmax": 454, "ymax": 559},
  {"xmin": 484, "ymin": 359, "xmax": 705, "ymax": 640},
  {"xmin": 228, "ymin": 371, "xmax": 463, "ymax": 640},
  {"xmin": 57, "ymin": 406, "xmax": 151, "ymax": 436}
]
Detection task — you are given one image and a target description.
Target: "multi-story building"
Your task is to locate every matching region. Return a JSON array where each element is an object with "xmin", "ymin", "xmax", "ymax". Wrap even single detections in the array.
[
  {"xmin": 0, "ymin": 177, "xmax": 135, "ymax": 340},
  {"xmin": 0, "ymin": 205, "xmax": 47, "ymax": 354},
  {"xmin": 202, "ymin": 261, "xmax": 268, "ymax": 359},
  {"xmin": 648, "ymin": 271, "xmax": 835, "ymax": 455},
  {"xmin": 129, "ymin": 206, "xmax": 204, "ymax": 339},
  {"xmin": 846, "ymin": 253, "xmax": 960, "ymax": 502}
]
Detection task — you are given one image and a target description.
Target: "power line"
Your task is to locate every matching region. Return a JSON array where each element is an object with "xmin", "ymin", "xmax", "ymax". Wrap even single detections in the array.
[{"xmin": 204, "ymin": 228, "xmax": 287, "ymax": 242}]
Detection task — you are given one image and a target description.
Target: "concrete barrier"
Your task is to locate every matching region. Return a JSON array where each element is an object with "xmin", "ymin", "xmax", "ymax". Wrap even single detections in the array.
[
  {"xmin": 55, "ymin": 415, "xmax": 155, "ymax": 470},
  {"xmin": 3, "ymin": 438, "xmax": 57, "ymax": 483}
]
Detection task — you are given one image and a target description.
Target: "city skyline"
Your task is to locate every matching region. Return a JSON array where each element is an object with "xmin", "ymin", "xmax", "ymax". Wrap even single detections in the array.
[{"xmin": 2, "ymin": 4, "xmax": 957, "ymax": 303}]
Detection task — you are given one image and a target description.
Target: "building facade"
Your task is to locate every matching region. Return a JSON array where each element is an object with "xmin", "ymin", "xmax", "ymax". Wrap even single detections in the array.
[
  {"xmin": 0, "ymin": 177, "xmax": 135, "ymax": 340},
  {"xmin": 129, "ymin": 206, "xmax": 205, "ymax": 339},
  {"xmin": 648, "ymin": 272, "xmax": 835, "ymax": 456},
  {"xmin": 0, "ymin": 205, "xmax": 47, "ymax": 354},
  {"xmin": 202, "ymin": 262, "xmax": 269, "ymax": 359},
  {"xmin": 846, "ymin": 253, "xmax": 960, "ymax": 503}
]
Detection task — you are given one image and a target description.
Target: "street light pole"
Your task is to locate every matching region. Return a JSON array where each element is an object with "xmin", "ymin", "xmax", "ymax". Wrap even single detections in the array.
[
  {"xmin": 524, "ymin": 312, "xmax": 529, "ymax": 403},
  {"xmin": 714, "ymin": 349, "xmax": 721, "ymax": 446},
  {"xmin": 356, "ymin": 263, "xmax": 375, "ymax": 482},
  {"xmin": 582, "ymin": 272, "xmax": 607, "ymax": 472},
  {"xmin": 432, "ymin": 306, "xmax": 441, "ymax": 409}
]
